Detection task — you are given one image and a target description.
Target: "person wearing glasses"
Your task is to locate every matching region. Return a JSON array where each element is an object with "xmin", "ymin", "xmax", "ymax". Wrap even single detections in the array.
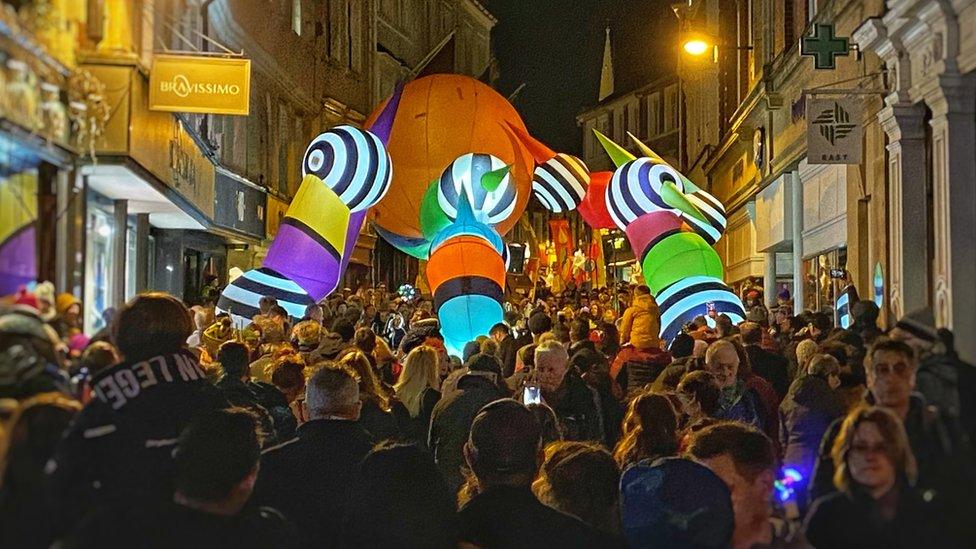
[
  {"xmin": 803, "ymin": 406, "xmax": 954, "ymax": 548},
  {"xmin": 808, "ymin": 339, "xmax": 973, "ymax": 537}
]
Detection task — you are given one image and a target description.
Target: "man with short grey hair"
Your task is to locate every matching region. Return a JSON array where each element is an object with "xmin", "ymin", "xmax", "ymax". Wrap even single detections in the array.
[
  {"xmin": 253, "ymin": 365, "xmax": 373, "ymax": 546},
  {"xmin": 531, "ymin": 340, "xmax": 604, "ymax": 443}
]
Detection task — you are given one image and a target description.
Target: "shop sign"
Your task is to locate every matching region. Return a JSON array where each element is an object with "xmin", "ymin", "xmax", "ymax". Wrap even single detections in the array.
[
  {"xmin": 149, "ymin": 55, "xmax": 250, "ymax": 115},
  {"xmin": 214, "ymin": 169, "xmax": 266, "ymax": 239},
  {"xmin": 806, "ymin": 98, "xmax": 862, "ymax": 164}
]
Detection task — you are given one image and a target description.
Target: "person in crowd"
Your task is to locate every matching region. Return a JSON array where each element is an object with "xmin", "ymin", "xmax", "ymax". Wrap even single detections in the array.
[
  {"xmin": 491, "ymin": 322, "xmax": 519, "ymax": 378},
  {"xmin": 741, "ymin": 321, "xmax": 790, "ymax": 399},
  {"xmin": 778, "ymin": 353, "xmax": 845, "ymax": 512},
  {"xmin": 47, "ymin": 293, "xmax": 228, "ymax": 529},
  {"xmin": 347, "ymin": 442, "xmax": 459, "ymax": 548},
  {"xmin": 613, "ymin": 391, "xmax": 679, "ymax": 469},
  {"xmin": 703, "ymin": 340, "xmax": 766, "ymax": 432},
  {"xmin": 72, "ymin": 340, "xmax": 119, "ymax": 403},
  {"xmin": 620, "ymin": 456, "xmax": 734, "ymax": 549},
  {"xmin": 301, "ymin": 303, "xmax": 323, "ymax": 325},
  {"xmin": 268, "ymin": 305, "xmax": 291, "ymax": 333},
  {"xmin": 619, "ymin": 285, "xmax": 660, "ymax": 350},
  {"xmin": 528, "ymin": 402, "xmax": 563, "ymax": 444},
  {"xmin": 51, "ymin": 293, "xmax": 83, "ymax": 340},
  {"xmin": 0, "ymin": 305, "xmax": 72, "ymax": 399},
  {"xmin": 793, "ymin": 338, "xmax": 819, "ymax": 382},
  {"xmin": 338, "ymin": 349, "xmax": 401, "ymax": 441},
  {"xmin": 0, "ymin": 392, "xmax": 82, "ymax": 548},
  {"xmin": 535, "ymin": 340, "xmax": 604, "ymax": 443},
  {"xmin": 568, "ymin": 319, "xmax": 596, "ymax": 358},
  {"xmin": 254, "ymin": 365, "xmax": 373, "ymax": 546},
  {"xmin": 248, "ymin": 318, "xmax": 288, "ymax": 383},
  {"xmin": 250, "ymin": 295, "xmax": 278, "ymax": 325},
  {"xmin": 429, "ymin": 352, "xmax": 508, "ymax": 492},
  {"xmin": 61, "ymin": 408, "xmax": 299, "ymax": 549},
  {"xmin": 714, "ymin": 314, "xmax": 736, "ymax": 339},
  {"xmin": 892, "ymin": 308, "xmax": 973, "ymax": 432},
  {"xmin": 533, "ymin": 441, "xmax": 621, "ymax": 535},
  {"xmin": 688, "ymin": 422, "xmax": 807, "ymax": 548},
  {"xmin": 810, "ymin": 338, "xmax": 973, "ymax": 522},
  {"xmin": 676, "ymin": 370, "xmax": 722, "ymax": 445},
  {"xmin": 353, "ymin": 327, "xmax": 378, "ymax": 367},
  {"xmin": 458, "ymin": 399, "xmax": 616, "ymax": 548},
  {"xmin": 571, "ymin": 348, "xmax": 623, "ymax": 445},
  {"xmin": 850, "ymin": 300, "xmax": 883, "ymax": 348},
  {"xmin": 185, "ymin": 306, "xmax": 209, "ymax": 349},
  {"xmin": 269, "ymin": 356, "xmax": 305, "ymax": 406},
  {"xmin": 804, "ymin": 406, "xmax": 957, "ymax": 548},
  {"xmin": 394, "ymin": 345, "xmax": 442, "ymax": 447},
  {"xmin": 613, "ymin": 286, "xmax": 670, "ymax": 395},
  {"xmin": 214, "ymin": 341, "xmax": 281, "ymax": 445}
]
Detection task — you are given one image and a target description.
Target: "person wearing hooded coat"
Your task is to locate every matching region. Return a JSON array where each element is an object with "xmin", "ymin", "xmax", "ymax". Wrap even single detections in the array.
[
  {"xmin": 778, "ymin": 354, "xmax": 846, "ymax": 513},
  {"xmin": 428, "ymin": 353, "xmax": 508, "ymax": 493}
]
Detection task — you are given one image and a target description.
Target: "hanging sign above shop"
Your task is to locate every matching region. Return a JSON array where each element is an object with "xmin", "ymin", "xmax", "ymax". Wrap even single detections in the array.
[
  {"xmin": 806, "ymin": 98, "xmax": 862, "ymax": 164},
  {"xmin": 149, "ymin": 55, "xmax": 250, "ymax": 115}
]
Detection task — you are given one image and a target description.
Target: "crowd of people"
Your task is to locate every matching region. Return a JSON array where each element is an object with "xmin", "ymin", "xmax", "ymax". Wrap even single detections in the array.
[{"xmin": 1, "ymin": 279, "xmax": 974, "ymax": 548}]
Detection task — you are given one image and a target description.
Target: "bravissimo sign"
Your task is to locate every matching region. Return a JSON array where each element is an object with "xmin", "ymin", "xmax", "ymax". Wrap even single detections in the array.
[{"xmin": 149, "ymin": 55, "xmax": 251, "ymax": 115}]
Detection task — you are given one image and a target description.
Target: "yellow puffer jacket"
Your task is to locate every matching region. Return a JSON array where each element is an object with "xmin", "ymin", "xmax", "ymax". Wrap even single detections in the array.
[{"xmin": 620, "ymin": 293, "xmax": 662, "ymax": 350}]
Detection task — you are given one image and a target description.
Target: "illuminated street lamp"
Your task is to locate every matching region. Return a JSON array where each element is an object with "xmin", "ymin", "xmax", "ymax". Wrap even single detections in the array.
[{"xmin": 682, "ymin": 36, "xmax": 710, "ymax": 56}]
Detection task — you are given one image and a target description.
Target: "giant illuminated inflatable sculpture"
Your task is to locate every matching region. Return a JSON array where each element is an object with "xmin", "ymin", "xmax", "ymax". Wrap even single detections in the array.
[
  {"xmin": 424, "ymin": 153, "xmax": 512, "ymax": 356},
  {"xmin": 216, "ymin": 87, "xmax": 400, "ymax": 324},
  {"xmin": 594, "ymin": 130, "xmax": 745, "ymax": 343}
]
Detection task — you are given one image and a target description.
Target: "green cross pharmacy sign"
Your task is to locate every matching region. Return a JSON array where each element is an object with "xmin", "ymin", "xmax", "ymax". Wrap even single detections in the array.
[{"xmin": 801, "ymin": 24, "xmax": 849, "ymax": 70}]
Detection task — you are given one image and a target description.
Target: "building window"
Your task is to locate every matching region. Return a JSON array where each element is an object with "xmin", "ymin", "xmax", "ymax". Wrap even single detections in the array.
[
  {"xmin": 649, "ymin": 93, "xmax": 661, "ymax": 136},
  {"xmin": 292, "ymin": 0, "xmax": 302, "ymax": 35}
]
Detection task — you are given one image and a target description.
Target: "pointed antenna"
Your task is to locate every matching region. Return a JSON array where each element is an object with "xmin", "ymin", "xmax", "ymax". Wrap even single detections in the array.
[
  {"xmin": 593, "ymin": 129, "xmax": 635, "ymax": 167},
  {"xmin": 481, "ymin": 164, "xmax": 511, "ymax": 192},
  {"xmin": 368, "ymin": 81, "xmax": 404, "ymax": 145},
  {"xmin": 660, "ymin": 180, "xmax": 707, "ymax": 223},
  {"xmin": 626, "ymin": 132, "xmax": 666, "ymax": 163},
  {"xmin": 504, "ymin": 121, "xmax": 556, "ymax": 164},
  {"xmin": 454, "ymin": 192, "xmax": 478, "ymax": 224},
  {"xmin": 627, "ymin": 131, "xmax": 701, "ymax": 192}
]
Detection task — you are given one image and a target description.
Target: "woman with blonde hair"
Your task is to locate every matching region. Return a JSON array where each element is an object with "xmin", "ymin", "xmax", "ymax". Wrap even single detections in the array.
[
  {"xmin": 339, "ymin": 349, "xmax": 402, "ymax": 441},
  {"xmin": 612, "ymin": 391, "xmax": 679, "ymax": 469},
  {"xmin": 803, "ymin": 406, "xmax": 952, "ymax": 548},
  {"xmin": 394, "ymin": 345, "xmax": 441, "ymax": 447}
]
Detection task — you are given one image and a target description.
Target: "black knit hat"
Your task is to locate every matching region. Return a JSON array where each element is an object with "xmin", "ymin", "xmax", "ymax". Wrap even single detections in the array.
[{"xmin": 468, "ymin": 399, "xmax": 541, "ymax": 474}]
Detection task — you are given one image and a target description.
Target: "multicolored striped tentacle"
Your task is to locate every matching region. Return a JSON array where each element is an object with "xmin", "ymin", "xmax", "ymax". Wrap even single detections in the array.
[
  {"xmin": 218, "ymin": 125, "xmax": 392, "ymax": 325},
  {"xmin": 596, "ymin": 130, "xmax": 745, "ymax": 343},
  {"xmin": 427, "ymin": 154, "xmax": 511, "ymax": 357}
]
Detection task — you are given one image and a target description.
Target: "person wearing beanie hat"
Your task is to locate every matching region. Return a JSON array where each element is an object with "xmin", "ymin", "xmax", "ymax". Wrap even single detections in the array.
[
  {"xmin": 53, "ymin": 293, "xmax": 83, "ymax": 340},
  {"xmin": 32, "ymin": 281, "xmax": 56, "ymax": 321},
  {"xmin": 459, "ymin": 399, "xmax": 614, "ymax": 548},
  {"xmin": 429, "ymin": 353, "xmax": 508, "ymax": 493},
  {"xmin": 892, "ymin": 308, "xmax": 969, "ymax": 425},
  {"xmin": 0, "ymin": 306, "xmax": 72, "ymax": 399}
]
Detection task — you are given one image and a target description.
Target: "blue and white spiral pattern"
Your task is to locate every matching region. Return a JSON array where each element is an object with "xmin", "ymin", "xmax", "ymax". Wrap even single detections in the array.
[
  {"xmin": 532, "ymin": 154, "xmax": 589, "ymax": 213},
  {"xmin": 680, "ymin": 190, "xmax": 728, "ymax": 245},
  {"xmin": 302, "ymin": 125, "xmax": 392, "ymax": 212},
  {"xmin": 606, "ymin": 157, "xmax": 685, "ymax": 230},
  {"xmin": 217, "ymin": 267, "xmax": 315, "ymax": 327},
  {"xmin": 437, "ymin": 153, "xmax": 517, "ymax": 225}
]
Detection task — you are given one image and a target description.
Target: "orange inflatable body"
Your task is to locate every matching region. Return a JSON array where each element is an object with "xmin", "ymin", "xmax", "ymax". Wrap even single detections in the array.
[{"xmin": 364, "ymin": 75, "xmax": 534, "ymax": 239}]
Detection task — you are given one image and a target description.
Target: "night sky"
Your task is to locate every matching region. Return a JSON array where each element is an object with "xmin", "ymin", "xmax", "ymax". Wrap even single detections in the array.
[{"xmin": 482, "ymin": 0, "xmax": 679, "ymax": 156}]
